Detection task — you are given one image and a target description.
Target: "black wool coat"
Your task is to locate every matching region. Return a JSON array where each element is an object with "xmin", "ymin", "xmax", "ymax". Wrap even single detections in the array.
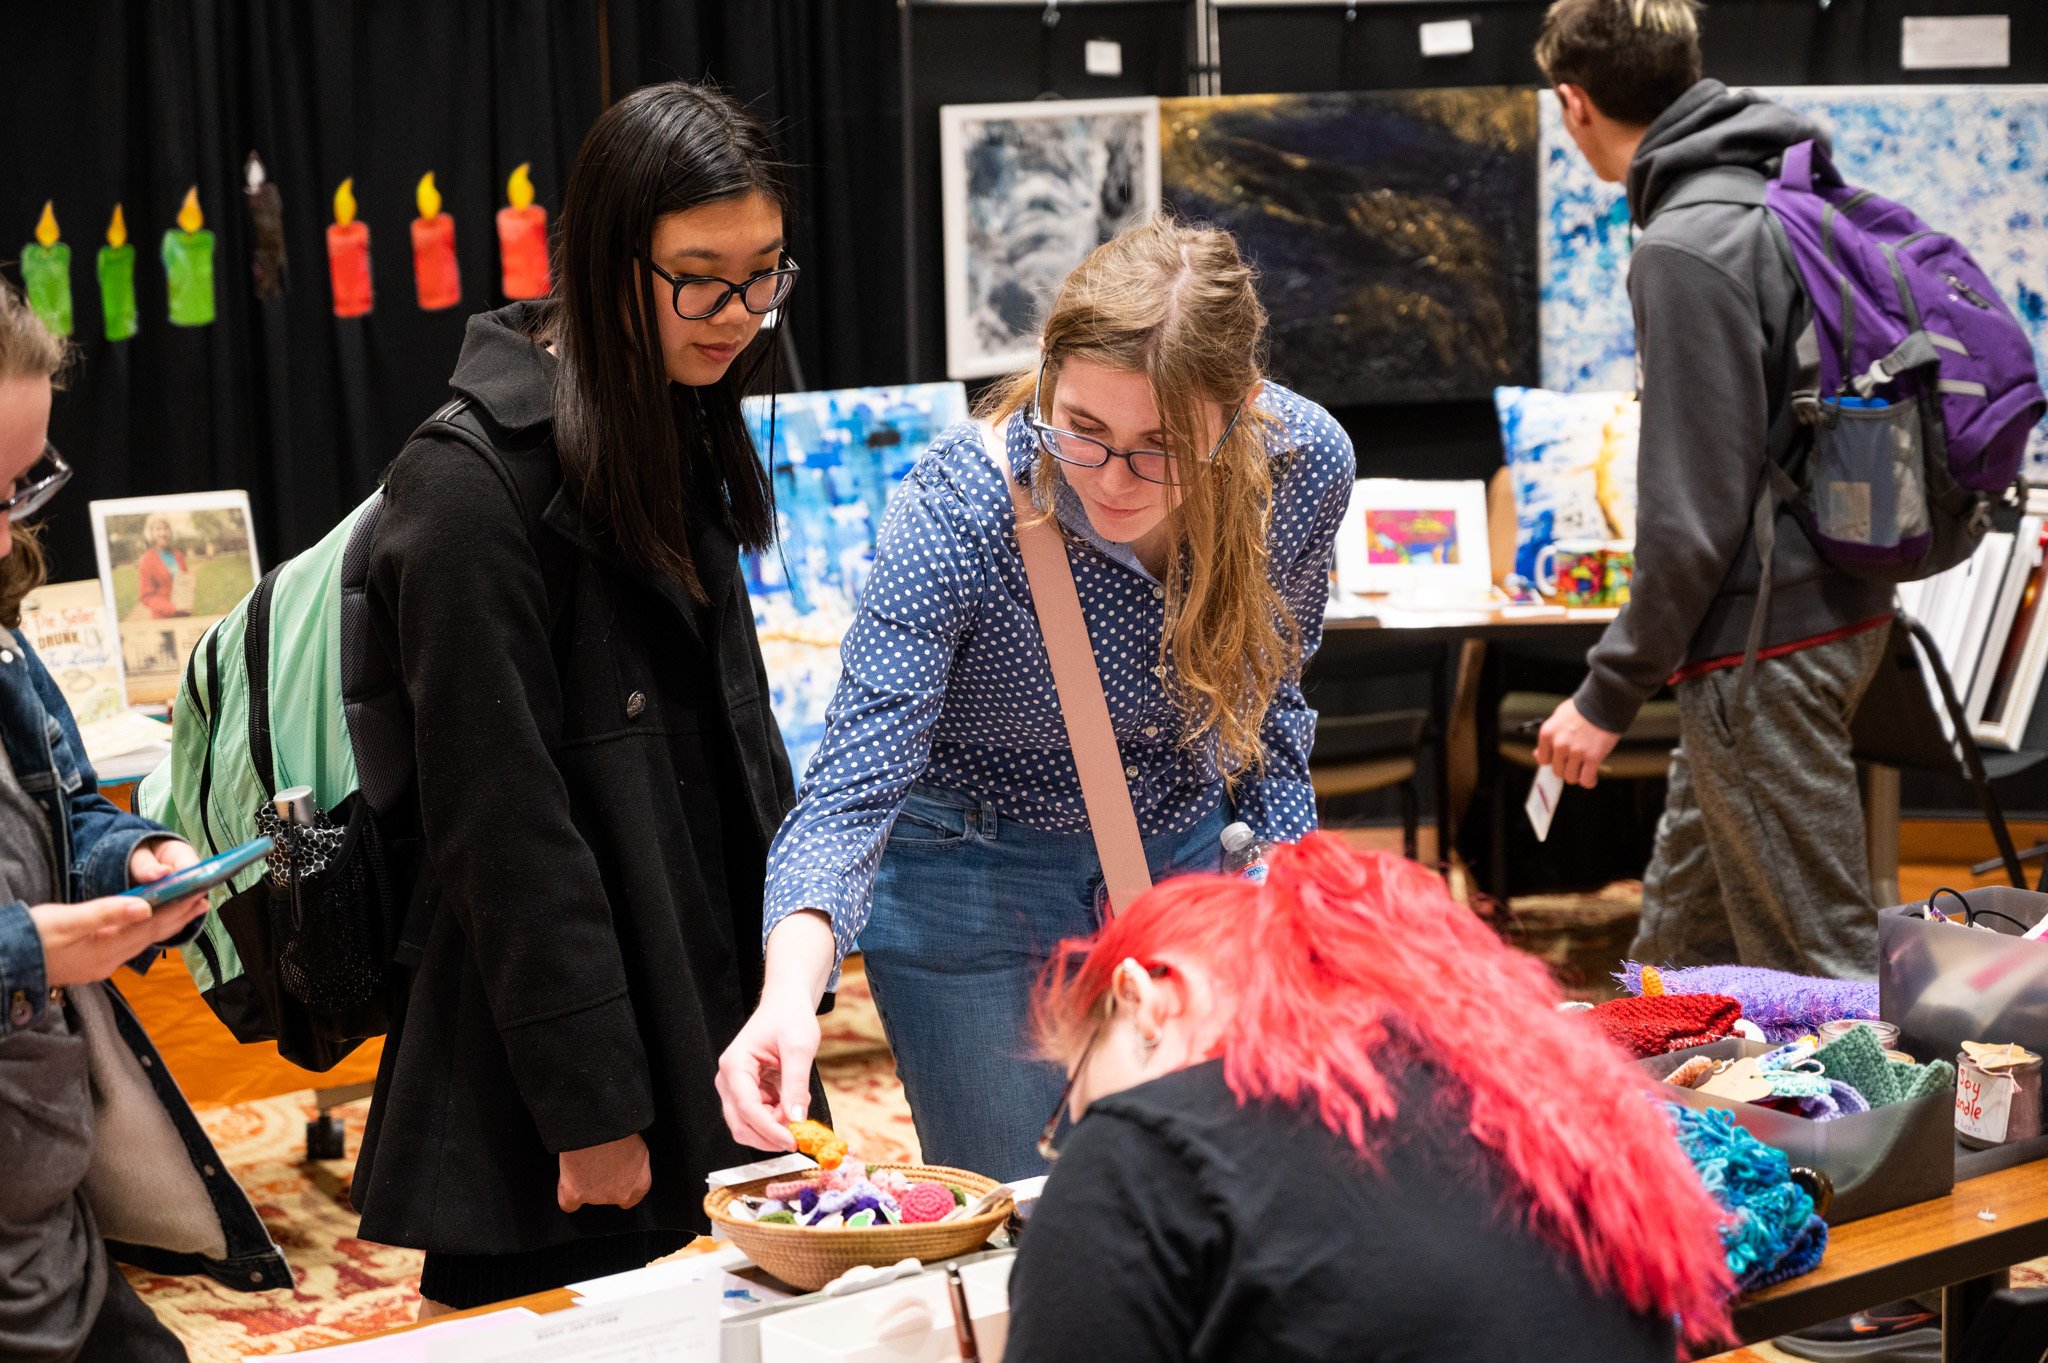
[{"xmin": 351, "ymin": 304, "xmax": 810, "ymax": 1255}]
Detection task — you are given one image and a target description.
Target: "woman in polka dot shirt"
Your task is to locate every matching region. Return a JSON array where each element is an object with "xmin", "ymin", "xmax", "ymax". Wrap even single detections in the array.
[{"xmin": 717, "ymin": 218, "xmax": 1355, "ymax": 1180}]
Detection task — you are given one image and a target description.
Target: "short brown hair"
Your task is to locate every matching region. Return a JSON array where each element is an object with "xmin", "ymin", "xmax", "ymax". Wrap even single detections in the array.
[
  {"xmin": 0, "ymin": 278, "xmax": 64, "ymax": 628},
  {"xmin": 1534, "ymin": 0, "xmax": 1703, "ymax": 127}
]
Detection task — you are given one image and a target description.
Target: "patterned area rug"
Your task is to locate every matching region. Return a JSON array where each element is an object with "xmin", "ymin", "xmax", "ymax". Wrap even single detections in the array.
[{"xmin": 134, "ymin": 961, "xmax": 918, "ymax": 1360}]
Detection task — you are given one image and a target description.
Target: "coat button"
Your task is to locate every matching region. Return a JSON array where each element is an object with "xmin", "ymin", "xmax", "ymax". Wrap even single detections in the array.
[{"xmin": 625, "ymin": 691, "xmax": 646, "ymax": 720}]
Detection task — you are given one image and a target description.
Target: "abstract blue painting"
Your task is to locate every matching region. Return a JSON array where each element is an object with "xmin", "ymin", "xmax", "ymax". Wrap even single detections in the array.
[
  {"xmin": 1163, "ymin": 89, "xmax": 1539, "ymax": 406},
  {"xmin": 1540, "ymin": 85, "xmax": 2048, "ymax": 465},
  {"xmin": 1494, "ymin": 386, "xmax": 1639, "ymax": 583},
  {"xmin": 743, "ymin": 383, "xmax": 972, "ymax": 780}
]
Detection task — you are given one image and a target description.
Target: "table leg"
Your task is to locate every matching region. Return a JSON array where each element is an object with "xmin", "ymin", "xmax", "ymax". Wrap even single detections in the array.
[
  {"xmin": 1864, "ymin": 761, "xmax": 1901, "ymax": 909},
  {"xmin": 1941, "ymin": 1269, "xmax": 2008, "ymax": 1361},
  {"xmin": 1433, "ymin": 648, "xmax": 1456, "ymax": 873}
]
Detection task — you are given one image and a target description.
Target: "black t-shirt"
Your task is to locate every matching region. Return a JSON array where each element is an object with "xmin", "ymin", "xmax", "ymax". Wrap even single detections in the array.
[{"xmin": 1006, "ymin": 1059, "xmax": 1678, "ymax": 1363}]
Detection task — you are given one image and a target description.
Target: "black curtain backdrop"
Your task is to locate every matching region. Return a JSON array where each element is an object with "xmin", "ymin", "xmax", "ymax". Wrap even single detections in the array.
[{"xmin": 0, "ymin": 0, "xmax": 904, "ymax": 585}]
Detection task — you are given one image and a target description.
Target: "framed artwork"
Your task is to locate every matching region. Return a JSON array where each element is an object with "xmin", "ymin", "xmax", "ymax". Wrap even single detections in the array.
[
  {"xmin": 1334, "ymin": 478, "xmax": 1493, "ymax": 599},
  {"xmin": 88, "ymin": 490, "xmax": 260, "ymax": 708},
  {"xmin": 1970, "ymin": 498, "xmax": 2048, "ymax": 749},
  {"xmin": 940, "ymin": 96, "xmax": 1160, "ymax": 381},
  {"xmin": 743, "ymin": 383, "xmax": 972, "ymax": 778},
  {"xmin": 1160, "ymin": 88, "xmax": 1539, "ymax": 406},
  {"xmin": 1493, "ymin": 386, "xmax": 1639, "ymax": 585},
  {"xmin": 1539, "ymin": 84, "xmax": 2048, "ymax": 469}
]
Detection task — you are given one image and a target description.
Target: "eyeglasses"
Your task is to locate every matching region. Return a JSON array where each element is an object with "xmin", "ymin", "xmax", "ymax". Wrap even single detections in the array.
[
  {"xmin": 1036, "ymin": 961, "xmax": 1169, "ymax": 1163},
  {"xmin": 646, "ymin": 255, "xmax": 801, "ymax": 321},
  {"xmin": 0, "ymin": 444, "xmax": 71, "ymax": 522},
  {"xmin": 1027, "ymin": 356, "xmax": 1245, "ymax": 487}
]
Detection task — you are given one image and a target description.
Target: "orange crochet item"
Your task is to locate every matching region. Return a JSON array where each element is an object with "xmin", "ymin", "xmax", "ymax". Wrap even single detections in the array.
[
  {"xmin": 788, "ymin": 1119, "xmax": 850, "ymax": 1170},
  {"xmin": 1589, "ymin": 993, "xmax": 1742, "ymax": 1059}
]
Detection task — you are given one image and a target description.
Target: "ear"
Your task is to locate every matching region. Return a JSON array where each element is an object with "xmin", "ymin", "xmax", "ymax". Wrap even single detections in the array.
[
  {"xmin": 1117, "ymin": 959, "xmax": 1182, "ymax": 1035},
  {"xmin": 1555, "ymin": 83, "xmax": 1591, "ymax": 127}
]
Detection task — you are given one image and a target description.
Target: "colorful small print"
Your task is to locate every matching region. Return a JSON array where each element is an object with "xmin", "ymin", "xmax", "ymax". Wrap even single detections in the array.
[{"xmin": 1366, "ymin": 509, "xmax": 1459, "ymax": 565}]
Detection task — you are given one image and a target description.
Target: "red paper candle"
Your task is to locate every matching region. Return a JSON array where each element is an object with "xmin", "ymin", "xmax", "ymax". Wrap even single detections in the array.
[
  {"xmin": 326, "ymin": 178, "xmax": 373, "ymax": 318},
  {"xmin": 497, "ymin": 162, "xmax": 550, "ymax": 300},
  {"xmin": 410, "ymin": 171, "xmax": 461, "ymax": 311}
]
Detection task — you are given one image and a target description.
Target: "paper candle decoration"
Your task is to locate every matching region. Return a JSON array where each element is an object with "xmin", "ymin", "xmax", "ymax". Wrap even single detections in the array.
[
  {"xmin": 245, "ymin": 152, "xmax": 287, "ymax": 300},
  {"xmin": 97, "ymin": 205, "xmax": 137, "ymax": 342},
  {"xmin": 21, "ymin": 202, "xmax": 73, "ymax": 336},
  {"xmin": 497, "ymin": 162, "xmax": 550, "ymax": 299},
  {"xmin": 326, "ymin": 178, "xmax": 373, "ymax": 318},
  {"xmin": 161, "ymin": 188, "xmax": 216, "ymax": 327},
  {"xmin": 410, "ymin": 171, "xmax": 460, "ymax": 311}
]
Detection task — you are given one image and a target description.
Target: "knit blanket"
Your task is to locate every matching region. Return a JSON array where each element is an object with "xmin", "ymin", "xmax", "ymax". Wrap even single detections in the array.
[{"xmin": 1617, "ymin": 963, "xmax": 1877, "ymax": 1043}]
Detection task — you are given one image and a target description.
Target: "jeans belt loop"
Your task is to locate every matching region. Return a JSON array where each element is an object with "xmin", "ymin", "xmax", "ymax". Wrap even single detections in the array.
[{"xmin": 980, "ymin": 799, "xmax": 998, "ymax": 841}]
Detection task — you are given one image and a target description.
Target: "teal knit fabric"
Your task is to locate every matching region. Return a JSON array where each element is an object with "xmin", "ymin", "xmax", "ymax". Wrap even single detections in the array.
[{"xmin": 1813, "ymin": 1023, "xmax": 1954, "ymax": 1107}]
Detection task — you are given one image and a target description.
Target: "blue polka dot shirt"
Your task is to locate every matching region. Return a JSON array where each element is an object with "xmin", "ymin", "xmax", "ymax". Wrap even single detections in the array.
[{"xmin": 761, "ymin": 384, "xmax": 1356, "ymax": 960}]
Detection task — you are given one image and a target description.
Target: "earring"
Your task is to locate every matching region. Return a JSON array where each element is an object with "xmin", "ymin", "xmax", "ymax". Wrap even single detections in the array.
[{"xmin": 1138, "ymin": 1030, "xmax": 1160, "ymax": 1055}]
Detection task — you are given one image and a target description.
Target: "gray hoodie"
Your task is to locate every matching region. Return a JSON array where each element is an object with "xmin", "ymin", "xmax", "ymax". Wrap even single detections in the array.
[{"xmin": 1571, "ymin": 80, "xmax": 1896, "ymax": 734}]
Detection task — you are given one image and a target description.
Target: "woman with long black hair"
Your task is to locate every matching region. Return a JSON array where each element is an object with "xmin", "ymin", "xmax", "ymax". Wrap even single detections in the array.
[{"xmin": 348, "ymin": 81, "xmax": 815, "ymax": 1314}]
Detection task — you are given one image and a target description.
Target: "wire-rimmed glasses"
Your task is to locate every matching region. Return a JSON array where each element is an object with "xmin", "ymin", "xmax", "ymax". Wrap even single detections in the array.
[
  {"xmin": 0, "ymin": 444, "xmax": 71, "ymax": 522},
  {"xmin": 1027, "ymin": 355, "xmax": 1245, "ymax": 487},
  {"xmin": 646, "ymin": 255, "xmax": 801, "ymax": 321}
]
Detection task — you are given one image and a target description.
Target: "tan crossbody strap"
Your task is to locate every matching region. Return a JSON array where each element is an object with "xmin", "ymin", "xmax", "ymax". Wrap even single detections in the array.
[{"xmin": 986, "ymin": 422, "xmax": 1153, "ymax": 915}]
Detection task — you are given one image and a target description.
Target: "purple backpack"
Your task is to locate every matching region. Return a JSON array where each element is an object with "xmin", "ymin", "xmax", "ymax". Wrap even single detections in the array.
[{"xmin": 1658, "ymin": 143, "xmax": 2043, "ymax": 579}]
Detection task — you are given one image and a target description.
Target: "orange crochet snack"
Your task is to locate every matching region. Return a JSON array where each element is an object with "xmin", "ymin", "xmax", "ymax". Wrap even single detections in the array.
[{"xmin": 788, "ymin": 1119, "xmax": 850, "ymax": 1170}]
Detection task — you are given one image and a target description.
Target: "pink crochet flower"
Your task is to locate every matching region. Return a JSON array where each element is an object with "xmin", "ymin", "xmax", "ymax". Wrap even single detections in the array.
[{"xmin": 899, "ymin": 1182, "xmax": 957, "ymax": 1224}]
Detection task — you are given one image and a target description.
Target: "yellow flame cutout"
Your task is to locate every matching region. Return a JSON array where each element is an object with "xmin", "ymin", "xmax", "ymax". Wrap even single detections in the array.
[
  {"xmin": 507, "ymin": 163, "xmax": 535, "ymax": 211},
  {"xmin": 334, "ymin": 178, "xmax": 358, "ymax": 227},
  {"xmin": 106, "ymin": 205, "xmax": 127, "ymax": 250},
  {"xmin": 176, "ymin": 188, "xmax": 204, "ymax": 234},
  {"xmin": 416, "ymin": 171, "xmax": 442, "ymax": 220},
  {"xmin": 34, "ymin": 201, "xmax": 58, "ymax": 248}
]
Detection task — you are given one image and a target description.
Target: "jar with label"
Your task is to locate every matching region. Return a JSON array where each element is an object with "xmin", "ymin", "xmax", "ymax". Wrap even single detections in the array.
[{"xmin": 1956, "ymin": 1041, "xmax": 2043, "ymax": 1149}]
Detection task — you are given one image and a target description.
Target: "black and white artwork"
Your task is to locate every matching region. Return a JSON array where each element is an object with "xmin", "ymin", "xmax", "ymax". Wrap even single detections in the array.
[{"xmin": 940, "ymin": 96, "xmax": 1160, "ymax": 380}]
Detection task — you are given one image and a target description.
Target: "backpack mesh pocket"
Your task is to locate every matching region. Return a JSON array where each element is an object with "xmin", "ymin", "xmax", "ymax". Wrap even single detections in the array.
[
  {"xmin": 252, "ymin": 795, "xmax": 398, "ymax": 1013},
  {"xmin": 1811, "ymin": 398, "xmax": 1931, "ymax": 562}
]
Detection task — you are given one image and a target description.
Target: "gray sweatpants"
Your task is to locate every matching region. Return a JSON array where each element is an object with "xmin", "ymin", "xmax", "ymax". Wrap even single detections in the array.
[{"xmin": 1628, "ymin": 624, "xmax": 1890, "ymax": 981}]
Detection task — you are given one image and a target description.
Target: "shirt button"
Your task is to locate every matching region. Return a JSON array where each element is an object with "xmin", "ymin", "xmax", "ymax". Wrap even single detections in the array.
[
  {"xmin": 625, "ymin": 691, "xmax": 646, "ymax": 720},
  {"xmin": 1151, "ymin": 586, "xmax": 1164, "ymax": 601},
  {"xmin": 1144, "ymin": 726, "xmax": 1159, "ymax": 738},
  {"xmin": 1124, "ymin": 764, "xmax": 1139, "ymax": 779},
  {"xmin": 1151, "ymin": 665, "xmax": 1165, "ymax": 679},
  {"xmin": 0, "ymin": 650, "xmax": 13, "ymax": 663}
]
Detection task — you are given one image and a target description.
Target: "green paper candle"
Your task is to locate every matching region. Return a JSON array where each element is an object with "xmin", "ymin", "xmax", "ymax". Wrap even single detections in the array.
[
  {"xmin": 161, "ymin": 187, "xmax": 216, "ymax": 327},
  {"xmin": 97, "ymin": 205, "xmax": 137, "ymax": 342},
  {"xmin": 20, "ymin": 202, "xmax": 73, "ymax": 336}
]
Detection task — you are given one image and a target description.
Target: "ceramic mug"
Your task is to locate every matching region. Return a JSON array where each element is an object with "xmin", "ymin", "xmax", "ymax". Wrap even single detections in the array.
[{"xmin": 1535, "ymin": 538, "xmax": 1635, "ymax": 606}]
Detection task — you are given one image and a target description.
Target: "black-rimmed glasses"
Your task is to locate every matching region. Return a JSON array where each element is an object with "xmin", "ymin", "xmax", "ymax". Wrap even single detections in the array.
[
  {"xmin": 1036, "ymin": 961, "xmax": 1170, "ymax": 1162},
  {"xmin": 1, "ymin": 444, "xmax": 71, "ymax": 522},
  {"xmin": 1028, "ymin": 356, "xmax": 1245, "ymax": 487},
  {"xmin": 646, "ymin": 255, "xmax": 801, "ymax": 321}
]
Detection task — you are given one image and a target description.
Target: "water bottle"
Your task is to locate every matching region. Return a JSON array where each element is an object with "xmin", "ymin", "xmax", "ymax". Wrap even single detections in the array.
[{"xmin": 1219, "ymin": 822, "xmax": 1275, "ymax": 882}]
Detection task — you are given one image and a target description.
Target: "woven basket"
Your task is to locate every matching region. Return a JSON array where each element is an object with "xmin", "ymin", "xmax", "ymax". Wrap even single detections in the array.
[{"xmin": 704, "ymin": 1163, "xmax": 1012, "ymax": 1292}]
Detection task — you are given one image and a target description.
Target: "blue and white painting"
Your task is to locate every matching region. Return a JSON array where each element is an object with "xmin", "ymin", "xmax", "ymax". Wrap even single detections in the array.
[
  {"xmin": 1494, "ymin": 386, "xmax": 1639, "ymax": 583},
  {"xmin": 1540, "ymin": 85, "xmax": 2048, "ymax": 466},
  {"xmin": 743, "ymin": 383, "xmax": 972, "ymax": 779},
  {"xmin": 940, "ymin": 97, "xmax": 1161, "ymax": 381}
]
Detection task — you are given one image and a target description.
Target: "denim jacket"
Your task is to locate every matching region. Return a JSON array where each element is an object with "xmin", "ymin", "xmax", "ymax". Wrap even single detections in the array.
[{"xmin": 0, "ymin": 630, "xmax": 292, "ymax": 1292}]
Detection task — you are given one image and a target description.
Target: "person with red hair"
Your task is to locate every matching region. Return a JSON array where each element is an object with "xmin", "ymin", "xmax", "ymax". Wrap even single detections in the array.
[{"xmin": 1007, "ymin": 833, "xmax": 1734, "ymax": 1361}]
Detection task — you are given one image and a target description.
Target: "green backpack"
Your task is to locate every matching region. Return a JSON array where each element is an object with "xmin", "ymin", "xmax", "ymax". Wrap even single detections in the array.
[{"xmin": 138, "ymin": 399, "xmax": 565, "ymax": 1069}]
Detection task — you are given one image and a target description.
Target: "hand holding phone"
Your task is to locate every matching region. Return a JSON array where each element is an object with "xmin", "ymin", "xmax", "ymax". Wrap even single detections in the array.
[{"xmin": 128, "ymin": 836, "xmax": 273, "ymax": 909}]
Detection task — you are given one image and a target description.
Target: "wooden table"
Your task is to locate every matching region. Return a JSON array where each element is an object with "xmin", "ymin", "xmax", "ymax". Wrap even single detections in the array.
[{"xmin": 1734, "ymin": 1160, "xmax": 2048, "ymax": 1358}]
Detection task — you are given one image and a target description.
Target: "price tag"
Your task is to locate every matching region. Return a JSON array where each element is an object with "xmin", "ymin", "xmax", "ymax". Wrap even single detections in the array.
[{"xmin": 1958, "ymin": 1067, "xmax": 2016, "ymax": 1143}]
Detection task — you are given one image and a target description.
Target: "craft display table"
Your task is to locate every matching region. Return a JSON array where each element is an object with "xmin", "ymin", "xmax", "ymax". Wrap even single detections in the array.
[{"xmin": 1734, "ymin": 1158, "xmax": 2048, "ymax": 1359}]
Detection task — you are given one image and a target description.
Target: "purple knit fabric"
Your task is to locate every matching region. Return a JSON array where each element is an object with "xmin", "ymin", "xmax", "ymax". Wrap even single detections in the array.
[{"xmin": 1616, "ymin": 963, "xmax": 1878, "ymax": 1043}]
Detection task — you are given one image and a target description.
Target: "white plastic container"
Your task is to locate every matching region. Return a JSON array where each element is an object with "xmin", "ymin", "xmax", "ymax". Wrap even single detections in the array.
[{"xmin": 758, "ymin": 1258, "xmax": 1013, "ymax": 1363}]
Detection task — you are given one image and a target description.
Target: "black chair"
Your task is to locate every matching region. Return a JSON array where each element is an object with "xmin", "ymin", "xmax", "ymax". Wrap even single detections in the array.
[
  {"xmin": 1954, "ymin": 1284, "xmax": 2048, "ymax": 1362},
  {"xmin": 1488, "ymin": 690, "xmax": 1681, "ymax": 904},
  {"xmin": 1309, "ymin": 709, "xmax": 1432, "ymax": 859}
]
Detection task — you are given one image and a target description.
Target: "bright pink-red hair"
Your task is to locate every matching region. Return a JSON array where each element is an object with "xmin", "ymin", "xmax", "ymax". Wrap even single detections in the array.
[{"xmin": 1033, "ymin": 833, "xmax": 1733, "ymax": 1348}]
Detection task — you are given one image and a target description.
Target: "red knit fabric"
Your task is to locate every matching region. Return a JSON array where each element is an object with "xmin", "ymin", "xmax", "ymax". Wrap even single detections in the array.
[{"xmin": 1590, "ymin": 993, "xmax": 1743, "ymax": 1059}]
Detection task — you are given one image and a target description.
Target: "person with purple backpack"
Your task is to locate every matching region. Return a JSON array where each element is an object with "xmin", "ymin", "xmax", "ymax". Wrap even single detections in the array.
[{"xmin": 1529, "ymin": 0, "xmax": 2044, "ymax": 987}]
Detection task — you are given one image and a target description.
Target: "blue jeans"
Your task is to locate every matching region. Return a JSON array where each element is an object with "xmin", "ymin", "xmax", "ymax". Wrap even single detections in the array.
[{"xmin": 858, "ymin": 783, "xmax": 1228, "ymax": 1183}]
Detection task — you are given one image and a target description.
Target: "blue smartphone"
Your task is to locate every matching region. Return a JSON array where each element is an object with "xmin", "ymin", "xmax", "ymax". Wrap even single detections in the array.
[{"xmin": 129, "ymin": 836, "xmax": 274, "ymax": 908}]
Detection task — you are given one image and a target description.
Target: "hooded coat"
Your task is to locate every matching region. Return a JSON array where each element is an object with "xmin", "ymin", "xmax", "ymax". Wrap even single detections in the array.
[
  {"xmin": 1571, "ymin": 80, "xmax": 1896, "ymax": 734},
  {"xmin": 349, "ymin": 303, "xmax": 814, "ymax": 1255}
]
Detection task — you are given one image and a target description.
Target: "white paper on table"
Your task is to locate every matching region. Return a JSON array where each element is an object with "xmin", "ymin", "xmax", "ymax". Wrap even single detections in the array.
[
  {"xmin": 1526, "ymin": 765, "xmax": 1564, "ymax": 843},
  {"xmin": 430, "ymin": 1285, "xmax": 718, "ymax": 1363},
  {"xmin": 569, "ymin": 1248, "xmax": 794, "ymax": 1318},
  {"xmin": 296, "ymin": 1308, "xmax": 539, "ymax": 1361}
]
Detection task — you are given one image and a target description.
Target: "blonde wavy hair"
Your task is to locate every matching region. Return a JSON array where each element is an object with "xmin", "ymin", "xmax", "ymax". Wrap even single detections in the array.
[
  {"xmin": 979, "ymin": 216, "xmax": 1298, "ymax": 781},
  {"xmin": 0, "ymin": 279, "xmax": 64, "ymax": 628}
]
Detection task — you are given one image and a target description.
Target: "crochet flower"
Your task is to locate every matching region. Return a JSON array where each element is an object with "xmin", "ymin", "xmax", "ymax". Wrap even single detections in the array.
[{"xmin": 899, "ymin": 1182, "xmax": 957, "ymax": 1224}]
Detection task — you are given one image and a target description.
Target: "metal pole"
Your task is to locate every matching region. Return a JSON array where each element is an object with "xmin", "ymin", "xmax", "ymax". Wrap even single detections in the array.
[{"xmin": 899, "ymin": 0, "xmax": 921, "ymax": 382}]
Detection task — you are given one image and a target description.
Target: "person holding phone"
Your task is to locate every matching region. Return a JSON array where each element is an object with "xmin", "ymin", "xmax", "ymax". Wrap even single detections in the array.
[
  {"xmin": 0, "ymin": 280, "xmax": 290, "ymax": 1361},
  {"xmin": 717, "ymin": 217, "xmax": 1356, "ymax": 1181},
  {"xmin": 348, "ymin": 82, "xmax": 816, "ymax": 1315}
]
